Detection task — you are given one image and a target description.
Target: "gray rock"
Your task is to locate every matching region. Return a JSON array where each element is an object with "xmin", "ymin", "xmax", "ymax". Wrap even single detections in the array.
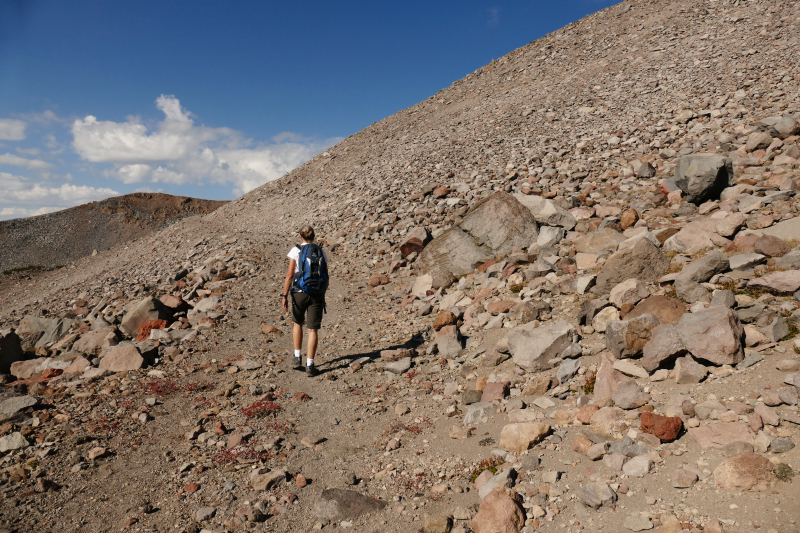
[
  {"xmin": 674, "ymin": 154, "xmax": 734, "ymax": 204},
  {"xmin": 34, "ymin": 318, "xmax": 70, "ymax": 349},
  {"xmin": 575, "ymin": 482, "xmax": 617, "ymax": 509},
  {"xmin": 745, "ymin": 131, "xmax": 774, "ymax": 152},
  {"xmin": 478, "ymin": 467, "xmax": 516, "ymax": 500},
  {"xmin": 671, "ymin": 468, "xmax": 699, "ymax": 488},
  {"xmin": 513, "ymin": 193, "xmax": 577, "ymax": 229},
  {"xmin": 612, "ymin": 381, "xmax": 651, "ymax": 410},
  {"xmin": 675, "ymin": 356, "xmax": 708, "ymax": 384},
  {"xmin": 384, "ymin": 357, "xmax": 412, "ymax": 375},
  {"xmin": 464, "ymin": 402, "xmax": 493, "ymax": 426},
  {"xmin": 675, "ymin": 252, "xmax": 729, "ymax": 303},
  {"xmin": 0, "ymin": 395, "xmax": 40, "ymax": 417},
  {"xmin": 462, "ymin": 390, "xmax": 483, "ymax": 405},
  {"xmin": 770, "ymin": 437, "xmax": 795, "ymax": 453},
  {"xmin": 0, "ymin": 432, "xmax": 29, "ymax": 452},
  {"xmin": 557, "ymin": 359, "xmax": 581, "ymax": 384},
  {"xmin": 694, "ymin": 400, "xmax": 727, "ymax": 420},
  {"xmin": 418, "ymin": 192, "xmax": 537, "ymax": 277},
  {"xmin": 622, "ymin": 455, "xmax": 653, "ymax": 477},
  {"xmin": 710, "ymin": 289, "xmax": 736, "ymax": 309},
  {"xmin": 595, "ymin": 238, "xmax": 669, "ymax": 293},
  {"xmin": 508, "ymin": 320, "xmax": 578, "ymax": 372},
  {"xmin": 195, "ymin": 507, "xmax": 216, "ymax": 522},
  {"xmin": 779, "ymin": 386, "xmax": 799, "ymax": 406},
  {"xmin": 435, "ymin": 325, "xmax": 462, "ymax": 359},
  {"xmin": 736, "ymin": 352, "xmax": 763, "ymax": 370},
  {"xmin": 763, "ymin": 317, "xmax": 789, "ymax": 343},
  {"xmin": 776, "ymin": 246, "xmax": 800, "ymax": 270},
  {"xmin": 623, "ymin": 513, "xmax": 654, "ymax": 531},
  {"xmin": 677, "ymin": 306, "xmax": 744, "ymax": 366},
  {"xmin": 729, "ymin": 253, "xmax": 766, "ymax": 271},
  {"xmin": 586, "ymin": 442, "xmax": 609, "ymax": 461},
  {"xmin": 312, "ymin": 489, "xmax": 387, "ymax": 520},
  {"xmin": 641, "ymin": 324, "xmax": 687, "ymax": 373},
  {"xmin": 775, "ymin": 115, "xmax": 800, "ymax": 139},
  {"xmin": 606, "ymin": 314, "xmax": 660, "ymax": 359},
  {"xmin": 537, "ymin": 226, "xmax": 566, "ymax": 247},
  {"xmin": 250, "ymin": 468, "xmax": 287, "ymax": 490}
]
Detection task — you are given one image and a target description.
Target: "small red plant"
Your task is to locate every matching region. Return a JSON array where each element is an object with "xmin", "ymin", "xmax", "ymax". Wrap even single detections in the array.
[{"xmin": 241, "ymin": 401, "xmax": 282, "ymax": 418}]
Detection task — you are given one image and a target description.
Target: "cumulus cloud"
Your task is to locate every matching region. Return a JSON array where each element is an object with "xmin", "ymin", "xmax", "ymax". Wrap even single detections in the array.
[
  {"xmin": 0, "ymin": 118, "xmax": 26, "ymax": 141},
  {"xmin": 72, "ymin": 95, "xmax": 341, "ymax": 196},
  {"xmin": 0, "ymin": 171, "xmax": 119, "ymax": 220},
  {"xmin": 0, "ymin": 152, "xmax": 54, "ymax": 170}
]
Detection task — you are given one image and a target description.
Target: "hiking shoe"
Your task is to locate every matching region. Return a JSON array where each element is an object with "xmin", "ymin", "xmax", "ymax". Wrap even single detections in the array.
[
  {"xmin": 305, "ymin": 366, "xmax": 318, "ymax": 377},
  {"xmin": 292, "ymin": 357, "xmax": 303, "ymax": 370}
]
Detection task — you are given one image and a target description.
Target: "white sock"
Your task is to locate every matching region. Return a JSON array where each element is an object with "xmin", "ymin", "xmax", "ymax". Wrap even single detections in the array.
[
  {"xmin": 306, "ymin": 358, "xmax": 314, "ymax": 367},
  {"xmin": 294, "ymin": 349, "xmax": 301, "ymax": 359}
]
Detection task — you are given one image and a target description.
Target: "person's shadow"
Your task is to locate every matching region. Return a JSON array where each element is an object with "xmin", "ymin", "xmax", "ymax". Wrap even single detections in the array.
[{"xmin": 315, "ymin": 336, "xmax": 425, "ymax": 375}]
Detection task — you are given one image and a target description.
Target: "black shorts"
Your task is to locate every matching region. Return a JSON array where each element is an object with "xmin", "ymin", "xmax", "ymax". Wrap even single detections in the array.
[{"xmin": 291, "ymin": 292, "xmax": 325, "ymax": 329}]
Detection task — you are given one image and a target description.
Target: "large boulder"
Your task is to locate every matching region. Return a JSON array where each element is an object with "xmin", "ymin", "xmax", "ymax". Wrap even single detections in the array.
[
  {"xmin": 674, "ymin": 252, "xmax": 729, "ymax": 303},
  {"xmin": 508, "ymin": 320, "xmax": 578, "ymax": 372},
  {"xmin": 33, "ymin": 318, "xmax": 70, "ymax": 349},
  {"xmin": 606, "ymin": 314, "xmax": 660, "ymax": 359},
  {"xmin": 714, "ymin": 452, "xmax": 774, "ymax": 491},
  {"xmin": 72, "ymin": 327, "xmax": 119, "ymax": 356},
  {"xmin": 0, "ymin": 329, "xmax": 24, "ymax": 374},
  {"xmin": 98, "ymin": 345, "xmax": 145, "ymax": 372},
  {"xmin": 677, "ymin": 306, "xmax": 744, "ymax": 366},
  {"xmin": 471, "ymin": 487, "xmax": 525, "ymax": 533},
  {"xmin": 625, "ymin": 295, "xmax": 686, "ymax": 325},
  {"xmin": 498, "ymin": 422, "xmax": 550, "ymax": 453},
  {"xmin": 120, "ymin": 297, "xmax": 169, "ymax": 337},
  {"xmin": 418, "ymin": 192, "xmax": 540, "ymax": 276},
  {"xmin": 747, "ymin": 270, "xmax": 800, "ymax": 295},
  {"xmin": 513, "ymin": 193, "xmax": 576, "ymax": 229},
  {"xmin": 595, "ymin": 239, "xmax": 669, "ymax": 293},
  {"xmin": 674, "ymin": 154, "xmax": 734, "ymax": 204},
  {"xmin": 641, "ymin": 324, "xmax": 687, "ymax": 372},
  {"xmin": 312, "ymin": 489, "xmax": 387, "ymax": 521}
]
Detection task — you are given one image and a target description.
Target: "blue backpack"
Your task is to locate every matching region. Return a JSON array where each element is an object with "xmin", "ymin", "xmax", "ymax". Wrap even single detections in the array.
[{"xmin": 293, "ymin": 243, "xmax": 329, "ymax": 294}]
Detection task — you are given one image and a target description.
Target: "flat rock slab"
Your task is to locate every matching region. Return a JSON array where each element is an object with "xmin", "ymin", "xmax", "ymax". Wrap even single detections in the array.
[
  {"xmin": 0, "ymin": 395, "xmax": 40, "ymax": 416},
  {"xmin": 747, "ymin": 270, "xmax": 800, "ymax": 294},
  {"xmin": 688, "ymin": 422, "xmax": 753, "ymax": 449},
  {"xmin": 312, "ymin": 489, "xmax": 387, "ymax": 520},
  {"xmin": 714, "ymin": 452, "xmax": 774, "ymax": 491}
]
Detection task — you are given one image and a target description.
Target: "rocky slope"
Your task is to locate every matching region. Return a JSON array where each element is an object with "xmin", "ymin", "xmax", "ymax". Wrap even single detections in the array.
[
  {"xmin": 0, "ymin": 193, "xmax": 227, "ymax": 273},
  {"xmin": 1, "ymin": 1, "xmax": 800, "ymax": 533}
]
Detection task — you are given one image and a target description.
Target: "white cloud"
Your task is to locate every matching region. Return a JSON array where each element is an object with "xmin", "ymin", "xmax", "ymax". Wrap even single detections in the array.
[
  {"xmin": 72, "ymin": 95, "xmax": 341, "ymax": 196},
  {"xmin": 0, "ymin": 119, "xmax": 26, "ymax": 141},
  {"xmin": 0, "ymin": 152, "xmax": 54, "ymax": 170},
  {"xmin": 0, "ymin": 206, "xmax": 60, "ymax": 218},
  {"xmin": 0, "ymin": 171, "xmax": 118, "ymax": 218}
]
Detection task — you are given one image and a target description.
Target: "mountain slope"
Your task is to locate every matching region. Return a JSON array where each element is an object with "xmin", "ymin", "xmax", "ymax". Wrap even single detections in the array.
[{"xmin": 0, "ymin": 193, "xmax": 227, "ymax": 272}]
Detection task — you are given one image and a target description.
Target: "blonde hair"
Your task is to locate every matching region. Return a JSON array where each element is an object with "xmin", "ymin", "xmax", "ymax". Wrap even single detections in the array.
[{"xmin": 300, "ymin": 226, "xmax": 315, "ymax": 241}]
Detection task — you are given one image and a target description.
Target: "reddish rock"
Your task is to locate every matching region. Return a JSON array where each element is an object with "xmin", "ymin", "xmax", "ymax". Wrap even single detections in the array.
[
  {"xmin": 481, "ymin": 381, "xmax": 510, "ymax": 402},
  {"xmin": 399, "ymin": 227, "xmax": 431, "ymax": 258},
  {"xmin": 433, "ymin": 186, "xmax": 450, "ymax": 198},
  {"xmin": 486, "ymin": 300, "xmax": 515, "ymax": 316},
  {"xmin": 432, "ymin": 310, "xmax": 457, "ymax": 331},
  {"xmin": 471, "ymin": 487, "xmax": 525, "ymax": 533},
  {"xmin": 41, "ymin": 368, "xmax": 63, "ymax": 379},
  {"xmin": 577, "ymin": 404, "xmax": 599, "ymax": 424},
  {"xmin": 368, "ymin": 274, "xmax": 390, "ymax": 287},
  {"xmin": 292, "ymin": 392, "xmax": 312, "ymax": 403},
  {"xmin": 262, "ymin": 324, "xmax": 282, "ymax": 334},
  {"xmin": 572, "ymin": 434, "xmax": 593, "ymax": 454},
  {"xmin": 620, "ymin": 209, "xmax": 639, "ymax": 230},
  {"xmin": 753, "ymin": 235, "xmax": 790, "ymax": 257},
  {"xmin": 136, "ymin": 319, "xmax": 169, "ymax": 342},
  {"xmin": 159, "ymin": 294, "xmax": 191, "ymax": 312},
  {"xmin": 295, "ymin": 474, "xmax": 307, "ymax": 488},
  {"xmin": 214, "ymin": 421, "xmax": 227, "ymax": 435},
  {"xmin": 725, "ymin": 235, "xmax": 759, "ymax": 253},
  {"xmin": 640, "ymin": 412, "xmax": 683, "ymax": 442},
  {"xmin": 184, "ymin": 483, "xmax": 200, "ymax": 493}
]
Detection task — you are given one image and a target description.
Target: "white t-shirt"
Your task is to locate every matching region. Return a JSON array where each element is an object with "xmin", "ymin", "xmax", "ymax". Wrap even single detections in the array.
[{"xmin": 287, "ymin": 243, "xmax": 329, "ymax": 274}]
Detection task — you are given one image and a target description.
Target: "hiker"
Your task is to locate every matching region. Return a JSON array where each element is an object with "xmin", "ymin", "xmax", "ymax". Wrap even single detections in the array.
[{"xmin": 281, "ymin": 225, "xmax": 329, "ymax": 376}]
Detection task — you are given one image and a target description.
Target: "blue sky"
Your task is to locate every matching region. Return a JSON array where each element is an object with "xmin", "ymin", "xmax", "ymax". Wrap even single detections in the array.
[{"xmin": 0, "ymin": 0, "xmax": 619, "ymax": 220}]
